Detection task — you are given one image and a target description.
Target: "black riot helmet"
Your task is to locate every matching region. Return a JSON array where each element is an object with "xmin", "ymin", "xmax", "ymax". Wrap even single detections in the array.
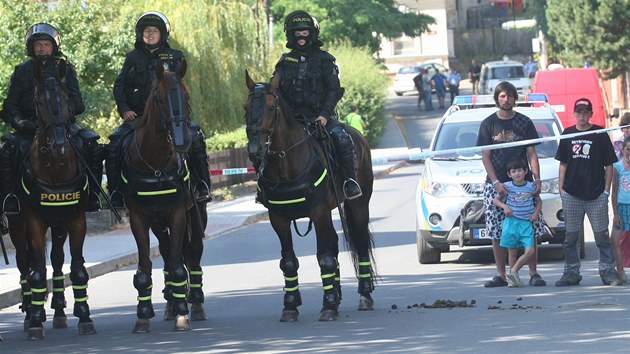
[
  {"xmin": 134, "ymin": 11, "xmax": 171, "ymax": 49},
  {"xmin": 25, "ymin": 23, "xmax": 61, "ymax": 57},
  {"xmin": 283, "ymin": 10, "xmax": 323, "ymax": 50}
]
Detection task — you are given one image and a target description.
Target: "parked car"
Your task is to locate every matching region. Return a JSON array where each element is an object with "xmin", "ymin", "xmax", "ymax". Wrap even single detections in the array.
[
  {"xmin": 479, "ymin": 60, "xmax": 531, "ymax": 95},
  {"xmin": 392, "ymin": 62, "xmax": 450, "ymax": 96},
  {"xmin": 415, "ymin": 93, "xmax": 585, "ymax": 264}
]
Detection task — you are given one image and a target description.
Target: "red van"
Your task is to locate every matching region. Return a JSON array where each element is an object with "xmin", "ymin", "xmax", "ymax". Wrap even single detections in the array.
[{"xmin": 532, "ymin": 68, "xmax": 609, "ymax": 128}]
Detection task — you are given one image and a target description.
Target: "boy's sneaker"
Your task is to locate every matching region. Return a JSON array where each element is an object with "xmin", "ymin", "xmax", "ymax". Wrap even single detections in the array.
[
  {"xmin": 529, "ymin": 273, "xmax": 547, "ymax": 286},
  {"xmin": 601, "ymin": 269, "xmax": 623, "ymax": 286},
  {"xmin": 507, "ymin": 273, "xmax": 524, "ymax": 287},
  {"xmin": 555, "ymin": 272, "xmax": 582, "ymax": 287}
]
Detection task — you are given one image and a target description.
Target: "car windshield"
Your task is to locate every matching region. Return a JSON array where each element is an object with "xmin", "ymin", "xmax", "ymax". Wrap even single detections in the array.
[
  {"xmin": 432, "ymin": 119, "xmax": 560, "ymax": 159},
  {"xmin": 399, "ymin": 66, "xmax": 421, "ymax": 75},
  {"xmin": 491, "ymin": 66, "xmax": 525, "ymax": 79}
]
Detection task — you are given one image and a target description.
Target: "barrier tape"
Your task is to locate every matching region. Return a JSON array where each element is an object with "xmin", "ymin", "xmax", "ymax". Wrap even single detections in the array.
[{"xmin": 210, "ymin": 125, "xmax": 626, "ymax": 175}]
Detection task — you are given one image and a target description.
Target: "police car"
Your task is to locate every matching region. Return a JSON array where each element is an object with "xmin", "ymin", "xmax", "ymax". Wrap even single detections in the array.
[{"xmin": 415, "ymin": 94, "xmax": 583, "ymax": 264}]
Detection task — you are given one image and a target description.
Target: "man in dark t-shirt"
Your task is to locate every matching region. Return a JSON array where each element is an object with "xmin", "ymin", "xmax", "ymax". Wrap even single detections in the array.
[
  {"xmin": 468, "ymin": 59, "xmax": 481, "ymax": 95},
  {"xmin": 554, "ymin": 97, "xmax": 622, "ymax": 286},
  {"xmin": 477, "ymin": 81, "xmax": 546, "ymax": 288}
]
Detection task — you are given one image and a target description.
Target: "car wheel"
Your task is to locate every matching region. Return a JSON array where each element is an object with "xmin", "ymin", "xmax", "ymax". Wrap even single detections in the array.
[
  {"xmin": 395, "ymin": 91, "xmax": 404, "ymax": 96},
  {"xmin": 416, "ymin": 228, "xmax": 441, "ymax": 264}
]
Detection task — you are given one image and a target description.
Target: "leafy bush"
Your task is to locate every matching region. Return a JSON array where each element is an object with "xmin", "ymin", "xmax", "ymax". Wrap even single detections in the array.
[{"xmin": 205, "ymin": 127, "xmax": 247, "ymax": 152}]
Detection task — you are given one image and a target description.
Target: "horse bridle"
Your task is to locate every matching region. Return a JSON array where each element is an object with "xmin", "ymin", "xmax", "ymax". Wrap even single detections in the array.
[{"xmin": 35, "ymin": 75, "xmax": 70, "ymax": 161}]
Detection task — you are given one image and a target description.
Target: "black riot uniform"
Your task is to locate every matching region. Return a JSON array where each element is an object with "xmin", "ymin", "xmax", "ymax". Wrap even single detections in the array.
[
  {"xmin": 272, "ymin": 10, "xmax": 362, "ymax": 199},
  {"xmin": 106, "ymin": 11, "xmax": 212, "ymax": 209},
  {"xmin": 0, "ymin": 23, "xmax": 104, "ymax": 214}
]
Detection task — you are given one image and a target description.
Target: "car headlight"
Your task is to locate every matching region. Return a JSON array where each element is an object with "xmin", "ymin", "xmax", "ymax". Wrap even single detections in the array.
[
  {"xmin": 422, "ymin": 178, "xmax": 466, "ymax": 197},
  {"xmin": 540, "ymin": 177, "xmax": 559, "ymax": 194}
]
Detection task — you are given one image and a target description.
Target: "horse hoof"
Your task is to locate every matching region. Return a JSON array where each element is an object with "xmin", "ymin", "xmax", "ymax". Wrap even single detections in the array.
[
  {"xmin": 279, "ymin": 310, "xmax": 299, "ymax": 322},
  {"xmin": 174, "ymin": 315, "xmax": 192, "ymax": 331},
  {"xmin": 132, "ymin": 318, "xmax": 151, "ymax": 333},
  {"xmin": 358, "ymin": 295, "xmax": 374, "ymax": 311},
  {"xmin": 27, "ymin": 327, "xmax": 46, "ymax": 340},
  {"xmin": 190, "ymin": 303, "xmax": 207, "ymax": 321},
  {"xmin": 78, "ymin": 322, "xmax": 97, "ymax": 335},
  {"xmin": 163, "ymin": 302, "xmax": 176, "ymax": 321},
  {"xmin": 318, "ymin": 309, "xmax": 339, "ymax": 321},
  {"xmin": 53, "ymin": 316, "xmax": 68, "ymax": 329}
]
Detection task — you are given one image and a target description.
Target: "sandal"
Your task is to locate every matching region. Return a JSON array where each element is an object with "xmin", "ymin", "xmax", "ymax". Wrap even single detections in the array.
[{"xmin": 484, "ymin": 275, "xmax": 508, "ymax": 287}]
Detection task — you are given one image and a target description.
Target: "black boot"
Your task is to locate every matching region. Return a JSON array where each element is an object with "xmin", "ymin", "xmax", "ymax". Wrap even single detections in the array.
[
  {"xmin": 85, "ymin": 137, "xmax": 104, "ymax": 213},
  {"xmin": 330, "ymin": 125, "xmax": 362, "ymax": 200},
  {"xmin": 105, "ymin": 128, "xmax": 127, "ymax": 210},
  {"xmin": 0, "ymin": 140, "xmax": 20, "ymax": 214},
  {"xmin": 190, "ymin": 125, "xmax": 212, "ymax": 203}
]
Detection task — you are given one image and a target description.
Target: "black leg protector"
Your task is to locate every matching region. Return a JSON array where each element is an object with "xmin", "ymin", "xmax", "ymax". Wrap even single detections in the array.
[
  {"xmin": 318, "ymin": 254, "xmax": 340, "ymax": 308},
  {"xmin": 105, "ymin": 124, "xmax": 132, "ymax": 208},
  {"xmin": 0, "ymin": 140, "xmax": 20, "ymax": 213},
  {"xmin": 357, "ymin": 258, "xmax": 374, "ymax": 295},
  {"xmin": 50, "ymin": 272, "xmax": 66, "ymax": 311},
  {"xmin": 29, "ymin": 268, "xmax": 47, "ymax": 325},
  {"xmin": 329, "ymin": 124, "xmax": 362, "ymax": 200},
  {"xmin": 280, "ymin": 251, "xmax": 301, "ymax": 309},
  {"xmin": 70, "ymin": 259, "xmax": 90, "ymax": 318},
  {"xmin": 19, "ymin": 274, "xmax": 32, "ymax": 317},
  {"xmin": 169, "ymin": 261, "xmax": 190, "ymax": 316},
  {"xmin": 189, "ymin": 125, "xmax": 212, "ymax": 203},
  {"xmin": 133, "ymin": 271, "xmax": 155, "ymax": 319},
  {"xmin": 335, "ymin": 264, "xmax": 342, "ymax": 301},
  {"xmin": 162, "ymin": 268, "xmax": 174, "ymax": 302},
  {"xmin": 188, "ymin": 267, "xmax": 204, "ymax": 304}
]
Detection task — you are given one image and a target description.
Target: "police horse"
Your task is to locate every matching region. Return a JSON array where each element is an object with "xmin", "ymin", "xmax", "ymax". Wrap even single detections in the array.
[
  {"xmin": 244, "ymin": 71, "xmax": 377, "ymax": 322},
  {"xmin": 121, "ymin": 59, "xmax": 200, "ymax": 332},
  {"xmin": 8, "ymin": 59, "xmax": 96, "ymax": 340}
]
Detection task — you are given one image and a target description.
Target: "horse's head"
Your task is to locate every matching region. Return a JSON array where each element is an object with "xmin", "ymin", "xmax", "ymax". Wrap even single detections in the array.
[
  {"xmin": 33, "ymin": 58, "xmax": 71, "ymax": 160},
  {"xmin": 151, "ymin": 58, "xmax": 191, "ymax": 153},
  {"xmin": 244, "ymin": 70, "xmax": 281, "ymax": 164}
]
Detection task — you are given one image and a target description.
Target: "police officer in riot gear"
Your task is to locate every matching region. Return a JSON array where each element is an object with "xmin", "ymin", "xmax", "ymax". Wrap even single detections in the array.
[
  {"xmin": 0, "ymin": 23, "xmax": 104, "ymax": 214},
  {"xmin": 273, "ymin": 10, "xmax": 362, "ymax": 199},
  {"xmin": 107, "ymin": 11, "xmax": 212, "ymax": 209}
]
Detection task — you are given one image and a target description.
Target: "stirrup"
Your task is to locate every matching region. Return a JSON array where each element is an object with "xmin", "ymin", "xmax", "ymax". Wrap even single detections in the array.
[
  {"xmin": 87, "ymin": 192, "xmax": 102, "ymax": 213},
  {"xmin": 2, "ymin": 194, "xmax": 20, "ymax": 214},
  {"xmin": 195, "ymin": 181, "xmax": 212, "ymax": 203},
  {"xmin": 343, "ymin": 178, "xmax": 362, "ymax": 200}
]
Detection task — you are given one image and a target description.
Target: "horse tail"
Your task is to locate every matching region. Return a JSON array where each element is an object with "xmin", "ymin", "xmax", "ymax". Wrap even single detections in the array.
[{"xmin": 342, "ymin": 201, "xmax": 378, "ymax": 283}]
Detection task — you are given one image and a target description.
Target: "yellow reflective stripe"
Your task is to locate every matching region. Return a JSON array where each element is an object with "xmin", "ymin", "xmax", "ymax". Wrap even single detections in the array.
[
  {"xmin": 283, "ymin": 285, "xmax": 299, "ymax": 292},
  {"xmin": 171, "ymin": 281, "xmax": 187, "ymax": 287},
  {"xmin": 269, "ymin": 197, "xmax": 306, "ymax": 205},
  {"xmin": 138, "ymin": 188, "xmax": 177, "ymax": 196},
  {"xmin": 358, "ymin": 273, "xmax": 371, "ymax": 278},
  {"xmin": 32, "ymin": 300, "xmax": 46, "ymax": 305},
  {"xmin": 32, "ymin": 287, "xmax": 47, "ymax": 293},
  {"xmin": 52, "ymin": 275, "xmax": 65, "ymax": 281},
  {"xmin": 23, "ymin": 291, "xmax": 32, "ymax": 296},
  {"xmin": 75, "ymin": 297, "xmax": 88, "ymax": 302},
  {"xmin": 163, "ymin": 270, "xmax": 169, "ymax": 275},
  {"xmin": 358, "ymin": 261, "xmax": 371, "ymax": 266},
  {"xmin": 20, "ymin": 279, "xmax": 27, "ymax": 285},
  {"xmin": 165, "ymin": 281, "xmax": 174, "ymax": 286},
  {"xmin": 323, "ymin": 285, "xmax": 334, "ymax": 290},
  {"xmin": 335, "ymin": 276, "xmax": 341, "ymax": 281},
  {"xmin": 172, "ymin": 293, "xmax": 186, "ymax": 299},
  {"xmin": 53, "ymin": 288, "xmax": 64, "ymax": 292},
  {"xmin": 83, "ymin": 177, "xmax": 89, "ymax": 191},
  {"xmin": 21, "ymin": 178, "xmax": 31, "ymax": 195},
  {"xmin": 314, "ymin": 168, "xmax": 327, "ymax": 186},
  {"xmin": 137, "ymin": 295, "xmax": 152, "ymax": 301},
  {"xmin": 189, "ymin": 284, "xmax": 202, "ymax": 288},
  {"xmin": 321, "ymin": 273, "xmax": 335, "ymax": 279},
  {"xmin": 41, "ymin": 200, "xmax": 80, "ymax": 206},
  {"xmin": 189, "ymin": 271, "xmax": 203, "ymax": 276},
  {"xmin": 121, "ymin": 172, "xmax": 128, "ymax": 184},
  {"xmin": 72, "ymin": 285, "xmax": 88, "ymax": 290},
  {"xmin": 284, "ymin": 275, "xmax": 298, "ymax": 282}
]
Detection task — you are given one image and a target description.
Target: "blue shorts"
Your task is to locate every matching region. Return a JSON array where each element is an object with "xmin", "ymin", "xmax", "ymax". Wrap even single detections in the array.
[
  {"xmin": 613, "ymin": 203, "xmax": 630, "ymax": 231},
  {"xmin": 436, "ymin": 87, "xmax": 446, "ymax": 97},
  {"xmin": 499, "ymin": 216, "xmax": 535, "ymax": 249}
]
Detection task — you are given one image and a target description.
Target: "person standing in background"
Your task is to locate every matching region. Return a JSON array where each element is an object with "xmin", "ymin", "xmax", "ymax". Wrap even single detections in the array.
[
  {"xmin": 344, "ymin": 105, "xmax": 366, "ymax": 135},
  {"xmin": 421, "ymin": 68, "xmax": 433, "ymax": 111},
  {"xmin": 413, "ymin": 70, "xmax": 424, "ymax": 109},
  {"xmin": 468, "ymin": 59, "xmax": 481, "ymax": 95},
  {"xmin": 447, "ymin": 69, "xmax": 461, "ymax": 104}
]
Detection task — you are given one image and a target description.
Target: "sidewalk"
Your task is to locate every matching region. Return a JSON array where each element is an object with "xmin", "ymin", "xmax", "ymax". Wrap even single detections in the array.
[{"xmin": 0, "ymin": 119, "xmax": 411, "ymax": 309}]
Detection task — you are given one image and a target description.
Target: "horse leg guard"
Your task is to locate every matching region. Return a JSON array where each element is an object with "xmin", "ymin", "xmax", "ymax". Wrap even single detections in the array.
[
  {"xmin": 169, "ymin": 262, "xmax": 189, "ymax": 316},
  {"xmin": 189, "ymin": 125, "xmax": 212, "ymax": 203},
  {"xmin": 357, "ymin": 258, "xmax": 375, "ymax": 311},
  {"xmin": 51, "ymin": 272, "xmax": 68, "ymax": 329},
  {"xmin": 133, "ymin": 271, "xmax": 155, "ymax": 319},
  {"xmin": 162, "ymin": 268, "xmax": 174, "ymax": 302},
  {"xmin": 188, "ymin": 267, "xmax": 204, "ymax": 304},
  {"xmin": 19, "ymin": 274, "xmax": 32, "ymax": 332},
  {"xmin": 279, "ymin": 252, "xmax": 301, "ymax": 322},
  {"xmin": 70, "ymin": 260, "xmax": 91, "ymax": 319},
  {"xmin": 318, "ymin": 255, "xmax": 340, "ymax": 309},
  {"xmin": 28, "ymin": 268, "xmax": 47, "ymax": 328}
]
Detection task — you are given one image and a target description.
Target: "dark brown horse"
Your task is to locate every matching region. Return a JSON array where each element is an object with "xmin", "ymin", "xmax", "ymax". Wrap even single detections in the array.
[
  {"xmin": 9, "ymin": 59, "xmax": 96, "ymax": 340},
  {"xmin": 122, "ymin": 59, "xmax": 195, "ymax": 332},
  {"xmin": 244, "ymin": 71, "xmax": 377, "ymax": 322}
]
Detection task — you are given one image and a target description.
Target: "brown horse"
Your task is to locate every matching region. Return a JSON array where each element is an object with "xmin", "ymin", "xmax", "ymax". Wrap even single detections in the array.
[
  {"xmin": 244, "ymin": 71, "xmax": 377, "ymax": 322},
  {"xmin": 122, "ymin": 59, "xmax": 195, "ymax": 333},
  {"xmin": 9, "ymin": 59, "xmax": 96, "ymax": 340}
]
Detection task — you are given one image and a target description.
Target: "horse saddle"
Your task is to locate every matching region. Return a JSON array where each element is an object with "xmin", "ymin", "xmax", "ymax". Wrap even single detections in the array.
[{"xmin": 121, "ymin": 159, "xmax": 190, "ymax": 211}]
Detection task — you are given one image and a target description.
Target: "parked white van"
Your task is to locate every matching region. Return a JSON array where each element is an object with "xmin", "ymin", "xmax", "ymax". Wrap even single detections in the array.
[{"xmin": 479, "ymin": 60, "xmax": 531, "ymax": 95}]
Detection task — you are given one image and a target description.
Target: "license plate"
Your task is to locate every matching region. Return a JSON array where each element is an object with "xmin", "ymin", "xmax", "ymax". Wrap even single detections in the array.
[{"xmin": 473, "ymin": 228, "xmax": 490, "ymax": 240}]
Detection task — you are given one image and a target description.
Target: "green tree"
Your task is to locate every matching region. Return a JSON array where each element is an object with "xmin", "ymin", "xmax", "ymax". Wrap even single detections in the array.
[
  {"xmin": 266, "ymin": 0, "xmax": 436, "ymax": 54},
  {"xmin": 545, "ymin": 0, "xmax": 630, "ymax": 79}
]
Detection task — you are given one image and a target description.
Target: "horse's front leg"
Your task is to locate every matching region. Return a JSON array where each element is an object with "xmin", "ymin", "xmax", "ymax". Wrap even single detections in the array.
[
  {"xmin": 186, "ymin": 204, "xmax": 207, "ymax": 321},
  {"xmin": 165, "ymin": 210, "xmax": 191, "ymax": 331},
  {"xmin": 130, "ymin": 214, "xmax": 155, "ymax": 333},
  {"xmin": 270, "ymin": 214, "xmax": 301, "ymax": 322},
  {"xmin": 314, "ymin": 214, "xmax": 341, "ymax": 322},
  {"xmin": 26, "ymin": 220, "xmax": 49, "ymax": 340},
  {"xmin": 49, "ymin": 224, "xmax": 68, "ymax": 329},
  {"xmin": 8, "ymin": 215, "xmax": 32, "ymax": 332},
  {"xmin": 66, "ymin": 216, "xmax": 96, "ymax": 335}
]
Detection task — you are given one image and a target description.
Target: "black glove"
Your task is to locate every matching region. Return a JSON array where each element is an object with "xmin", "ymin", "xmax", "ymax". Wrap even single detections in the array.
[{"xmin": 12, "ymin": 119, "xmax": 37, "ymax": 134}]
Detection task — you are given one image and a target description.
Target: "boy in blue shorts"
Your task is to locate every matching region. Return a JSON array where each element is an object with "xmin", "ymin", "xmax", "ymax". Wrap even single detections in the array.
[{"xmin": 493, "ymin": 158, "xmax": 542, "ymax": 287}]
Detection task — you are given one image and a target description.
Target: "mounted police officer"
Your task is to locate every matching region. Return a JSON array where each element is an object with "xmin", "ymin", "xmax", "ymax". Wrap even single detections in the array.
[
  {"xmin": 272, "ymin": 10, "xmax": 362, "ymax": 200},
  {"xmin": 107, "ymin": 11, "xmax": 212, "ymax": 209},
  {"xmin": 0, "ymin": 23, "xmax": 104, "ymax": 214}
]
